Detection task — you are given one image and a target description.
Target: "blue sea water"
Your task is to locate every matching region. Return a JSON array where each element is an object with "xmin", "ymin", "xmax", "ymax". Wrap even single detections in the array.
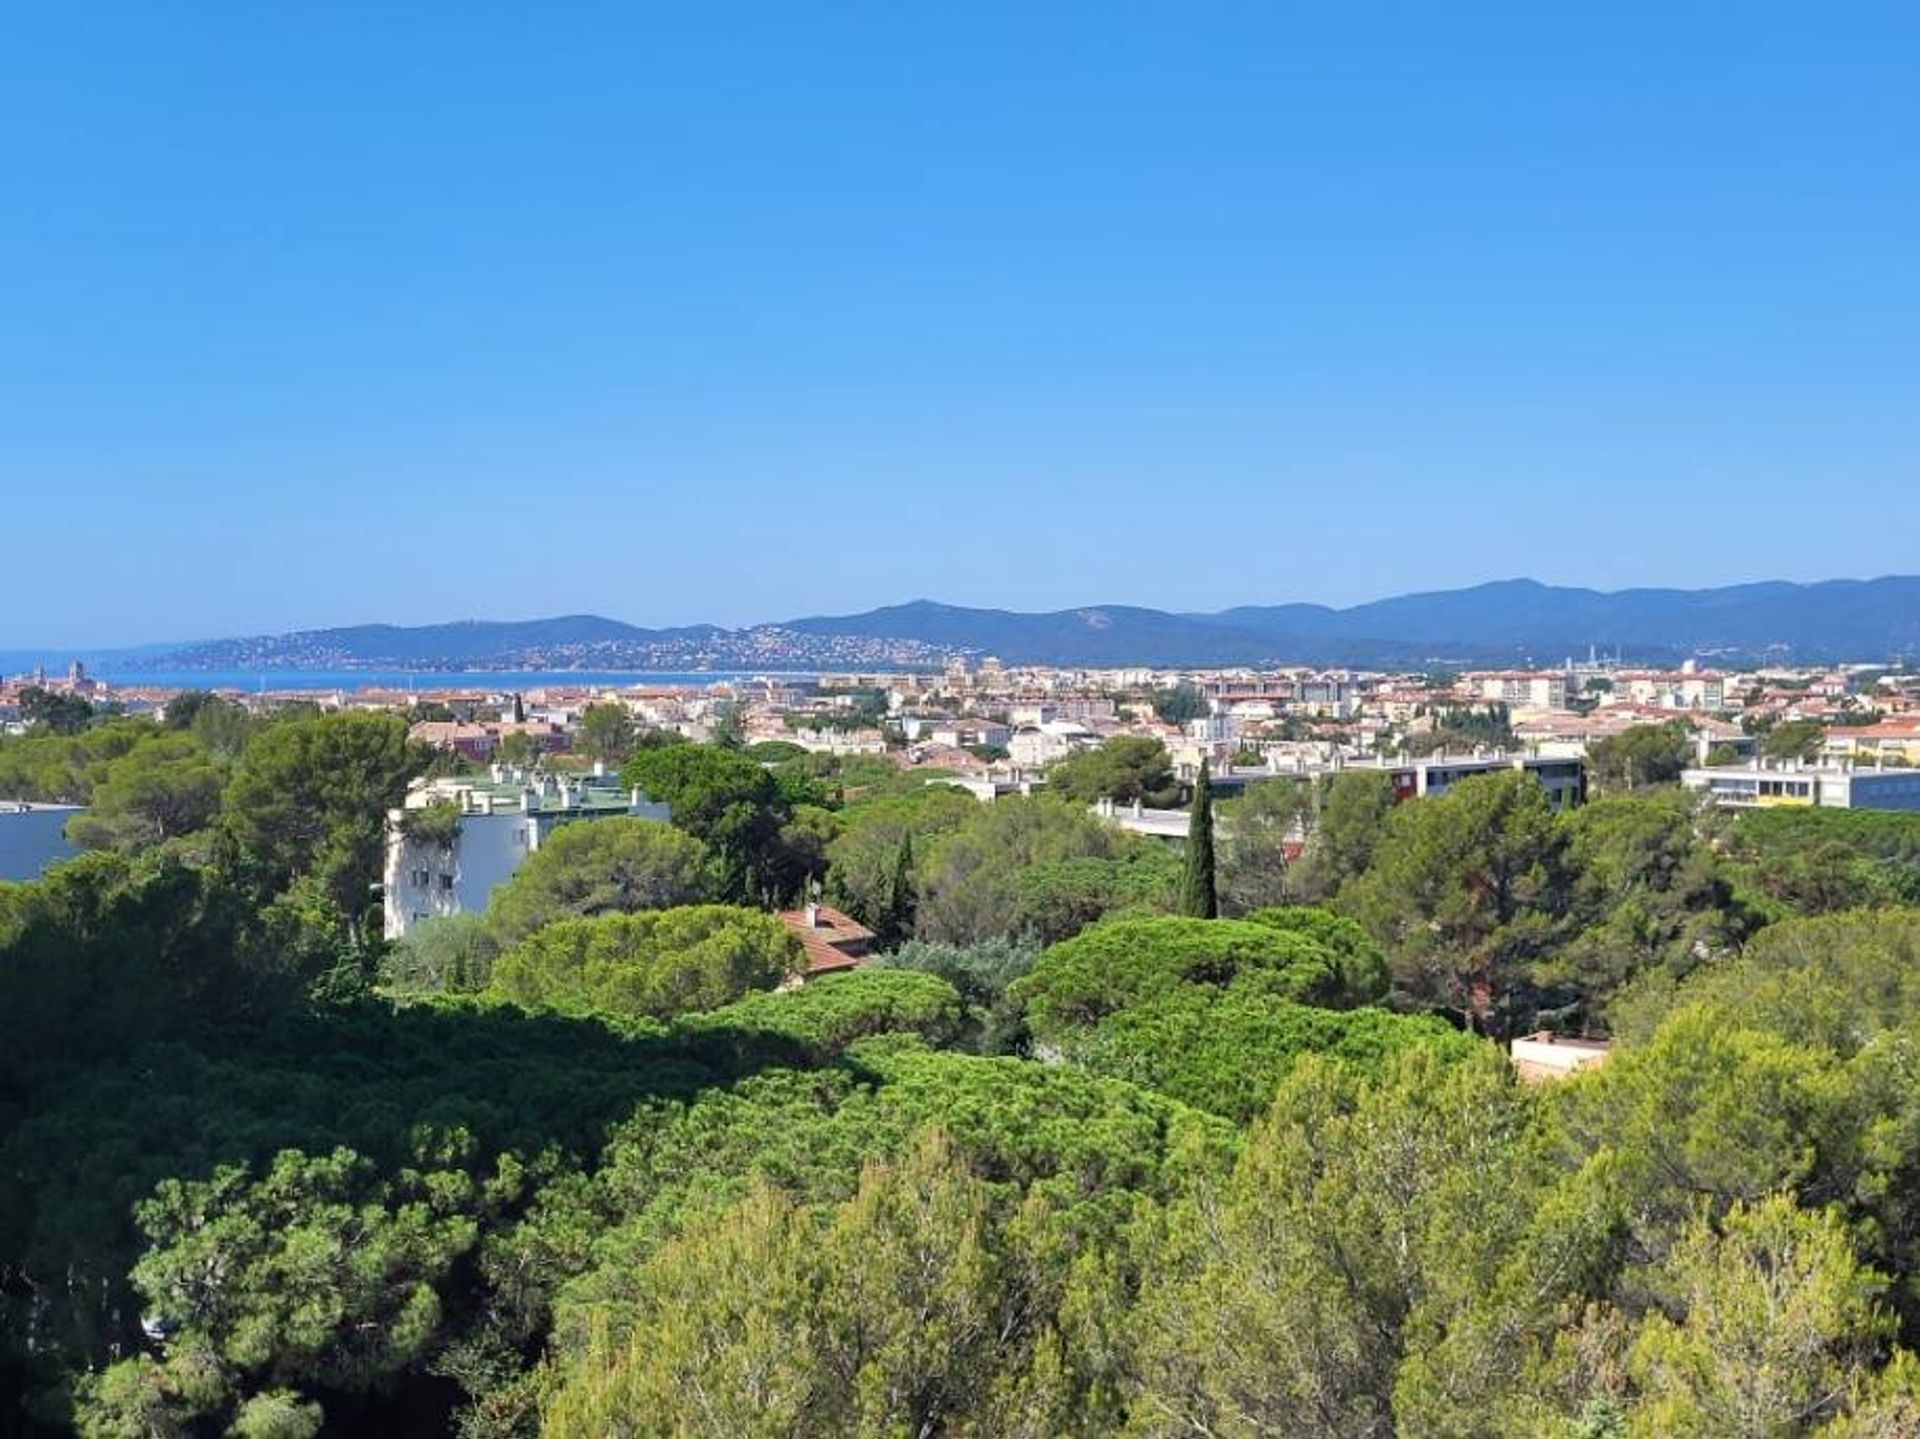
[{"xmin": 72, "ymin": 668, "xmax": 818, "ymax": 693}]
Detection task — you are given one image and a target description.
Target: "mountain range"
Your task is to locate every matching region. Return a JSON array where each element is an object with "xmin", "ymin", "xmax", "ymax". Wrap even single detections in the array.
[{"xmin": 63, "ymin": 576, "xmax": 1920, "ymax": 673}]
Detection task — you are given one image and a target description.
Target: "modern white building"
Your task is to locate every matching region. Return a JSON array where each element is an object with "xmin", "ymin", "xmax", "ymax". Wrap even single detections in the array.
[
  {"xmin": 1681, "ymin": 761, "xmax": 1920, "ymax": 812},
  {"xmin": 382, "ymin": 768, "xmax": 672, "ymax": 939}
]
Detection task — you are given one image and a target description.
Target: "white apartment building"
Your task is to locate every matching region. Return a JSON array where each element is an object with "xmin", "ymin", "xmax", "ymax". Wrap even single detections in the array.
[
  {"xmin": 1473, "ymin": 671, "xmax": 1571, "ymax": 710},
  {"xmin": 1617, "ymin": 670, "xmax": 1729, "ymax": 711},
  {"xmin": 383, "ymin": 769, "xmax": 672, "ymax": 939}
]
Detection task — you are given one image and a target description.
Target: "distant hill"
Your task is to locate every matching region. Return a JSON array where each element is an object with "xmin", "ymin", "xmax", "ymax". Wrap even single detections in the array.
[
  {"xmin": 1205, "ymin": 577, "xmax": 1920, "ymax": 658},
  {"xmin": 90, "ymin": 576, "xmax": 1920, "ymax": 673}
]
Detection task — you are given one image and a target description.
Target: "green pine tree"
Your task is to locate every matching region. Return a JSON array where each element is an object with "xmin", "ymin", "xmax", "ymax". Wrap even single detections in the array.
[{"xmin": 1182, "ymin": 761, "xmax": 1218, "ymax": 919}]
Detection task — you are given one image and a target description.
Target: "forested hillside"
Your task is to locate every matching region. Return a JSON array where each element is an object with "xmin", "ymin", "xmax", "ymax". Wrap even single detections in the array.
[{"xmin": 8, "ymin": 704, "xmax": 1920, "ymax": 1435}]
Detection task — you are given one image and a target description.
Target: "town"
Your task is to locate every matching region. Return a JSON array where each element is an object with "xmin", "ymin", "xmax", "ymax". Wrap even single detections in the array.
[{"xmin": 10, "ymin": 651, "xmax": 1919, "ymax": 884}]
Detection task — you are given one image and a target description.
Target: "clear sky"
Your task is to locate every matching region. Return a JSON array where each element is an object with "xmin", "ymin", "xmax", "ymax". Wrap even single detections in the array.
[{"xmin": 5, "ymin": 4, "xmax": 1918, "ymax": 645}]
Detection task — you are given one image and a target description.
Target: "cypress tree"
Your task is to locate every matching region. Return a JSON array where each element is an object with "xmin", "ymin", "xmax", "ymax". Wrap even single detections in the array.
[
  {"xmin": 1182, "ymin": 760, "xmax": 1218, "ymax": 919},
  {"xmin": 883, "ymin": 830, "xmax": 917, "ymax": 947}
]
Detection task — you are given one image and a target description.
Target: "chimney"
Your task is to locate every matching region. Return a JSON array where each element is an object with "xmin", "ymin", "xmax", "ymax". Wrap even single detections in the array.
[{"xmin": 805, "ymin": 903, "xmax": 821, "ymax": 928}]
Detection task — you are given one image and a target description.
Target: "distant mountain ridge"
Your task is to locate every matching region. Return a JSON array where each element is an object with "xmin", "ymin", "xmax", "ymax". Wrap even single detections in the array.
[{"xmin": 102, "ymin": 576, "xmax": 1920, "ymax": 672}]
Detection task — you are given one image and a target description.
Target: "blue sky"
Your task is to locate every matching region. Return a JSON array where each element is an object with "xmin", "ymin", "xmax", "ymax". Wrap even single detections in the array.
[{"xmin": 4, "ymin": 4, "xmax": 1918, "ymax": 645}]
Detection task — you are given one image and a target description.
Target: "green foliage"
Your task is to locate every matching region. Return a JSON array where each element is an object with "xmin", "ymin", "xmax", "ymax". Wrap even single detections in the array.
[
  {"xmin": 621, "ymin": 743, "xmax": 796, "ymax": 902},
  {"xmin": 221, "ymin": 711, "xmax": 422, "ymax": 941},
  {"xmin": 1011, "ymin": 912, "xmax": 1387, "ymax": 1042},
  {"xmin": 66, "ymin": 735, "xmax": 223, "ymax": 852},
  {"xmin": 1243, "ymin": 905, "xmax": 1393, "ymax": 997},
  {"xmin": 0, "ymin": 717, "xmax": 160, "ymax": 804},
  {"xmin": 398, "ymin": 797, "xmax": 462, "ymax": 847},
  {"xmin": 1010, "ymin": 909, "xmax": 1411, "ymax": 1120},
  {"xmin": 1217, "ymin": 777, "xmax": 1311, "ymax": 913},
  {"xmin": 541, "ymin": 1132, "xmax": 1037, "ymax": 1437},
  {"xmin": 1129, "ymin": 1049, "xmax": 1560, "ymax": 1437},
  {"xmin": 1620, "ymin": 1196, "xmax": 1892, "ymax": 1436},
  {"xmin": 74, "ymin": 1145, "xmax": 482, "ymax": 1434},
  {"xmin": 913, "ymin": 796, "xmax": 1141, "ymax": 945},
  {"xmin": 1763, "ymin": 718, "xmax": 1827, "ymax": 763},
  {"xmin": 884, "ymin": 938, "xmax": 1040, "ymax": 1000},
  {"xmin": 683, "ymin": 969, "xmax": 967, "ymax": 1060},
  {"xmin": 1725, "ymin": 807, "xmax": 1920, "ymax": 915},
  {"xmin": 822, "ymin": 786, "xmax": 975, "ymax": 930},
  {"xmin": 1045, "ymin": 736, "xmax": 1179, "ymax": 807},
  {"xmin": 488, "ymin": 906, "xmax": 800, "ymax": 1020},
  {"xmin": 1002, "ymin": 844, "xmax": 1180, "ymax": 946},
  {"xmin": 20, "ymin": 685, "xmax": 97, "ymax": 735},
  {"xmin": 1340, "ymin": 770, "xmax": 1572, "ymax": 1034},
  {"xmin": 863, "ymin": 831, "xmax": 917, "ymax": 952},
  {"xmin": 380, "ymin": 912, "xmax": 500, "ymax": 995},
  {"xmin": 1545, "ymin": 791, "xmax": 1754, "ymax": 1023},
  {"xmin": 576, "ymin": 704, "xmax": 637, "ymax": 765},
  {"xmin": 1406, "ymin": 702, "xmax": 1517, "ymax": 757},
  {"xmin": 485, "ymin": 818, "xmax": 714, "ymax": 946},
  {"xmin": 1289, "ymin": 769, "xmax": 1396, "ymax": 902},
  {"xmin": 1179, "ymin": 762, "xmax": 1217, "ymax": 918},
  {"xmin": 1152, "ymin": 683, "xmax": 1208, "ymax": 725},
  {"xmin": 1587, "ymin": 722, "xmax": 1693, "ymax": 793},
  {"xmin": 21, "ymin": 685, "xmax": 1920, "ymax": 1437},
  {"xmin": 878, "ymin": 937, "xmax": 1041, "ymax": 1054},
  {"xmin": 1074, "ymin": 985, "xmax": 1481, "ymax": 1122}
]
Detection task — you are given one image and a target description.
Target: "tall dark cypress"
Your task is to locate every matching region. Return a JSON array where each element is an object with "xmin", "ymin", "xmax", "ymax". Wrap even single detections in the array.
[
  {"xmin": 883, "ymin": 830, "xmax": 917, "ymax": 947},
  {"xmin": 1182, "ymin": 760, "xmax": 1218, "ymax": 919}
]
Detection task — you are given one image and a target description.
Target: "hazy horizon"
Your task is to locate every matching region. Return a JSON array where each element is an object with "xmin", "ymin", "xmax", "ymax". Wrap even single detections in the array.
[{"xmin": 8, "ymin": 571, "xmax": 1920, "ymax": 656}]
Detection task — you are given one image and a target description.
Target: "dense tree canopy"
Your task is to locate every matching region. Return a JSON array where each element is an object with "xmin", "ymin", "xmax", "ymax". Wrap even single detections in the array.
[
  {"xmin": 12, "ymin": 722, "xmax": 1920, "ymax": 1437},
  {"xmin": 1340, "ymin": 770, "xmax": 1572, "ymax": 1034},
  {"xmin": 621, "ymin": 744, "xmax": 800, "ymax": 902},
  {"xmin": 912, "ymin": 796, "xmax": 1148, "ymax": 945},
  {"xmin": 1045, "ymin": 736, "xmax": 1179, "ymax": 808},
  {"xmin": 220, "ymin": 711, "xmax": 423, "ymax": 944},
  {"xmin": 487, "ymin": 905, "xmax": 800, "ymax": 1021},
  {"xmin": 1588, "ymin": 722, "xmax": 1694, "ymax": 792},
  {"xmin": 575, "ymin": 703, "xmax": 638, "ymax": 765},
  {"xmin": 1217, "ymin": 776, "xmax": 1311, "ymax": 913},
  {"xmin": 65, "ymin": 736, "xmax": 223, "ymax": 852},
  {"xmin": 486, "ymin": 818, "xmax": 715, "ymax": 946}
]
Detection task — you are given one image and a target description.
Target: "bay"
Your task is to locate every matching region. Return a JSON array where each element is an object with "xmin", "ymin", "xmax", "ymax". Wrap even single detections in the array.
[{"xmin": 71, "ymin": 668, "xmax": 822, "ymax": 693}]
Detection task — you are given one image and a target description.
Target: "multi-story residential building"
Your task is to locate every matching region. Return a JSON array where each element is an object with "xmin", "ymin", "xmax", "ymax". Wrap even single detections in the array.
[
  {"xmin": 1388, "ymin": 753, "xmax": 1587, "ymax": 810},
  {"xmin": 1682, "ymin": 760, "xmax": 1920, "ymax": 812},
  {"xmin": 1823, "ymin": 720, "xmax": 1920, "ymax": 768},
  {"xmin": 787, "ymin": 727, "xmax": 890, "ymax": 756},
  {"xmin": 929, "ymin": 721, "xmax": 1011, "ymax": 751},
  {"xmin": 1616, "ymin": 669, "xmax": 1729, "ymax": 712},
  {"xmin": 1471, "ymin": 671, "xmax": 1570, "ymax": 710},
  {"xmin": 1095, "ymin": 752, "xmax": 1587, "ymax": 842},
  {"xmin": 1008, "ymin": 724, "xmax": 1092, "ymax": 768},
  {"xmin": 382, "ymin": 770, "xmax": 671, "ymax": 939}
]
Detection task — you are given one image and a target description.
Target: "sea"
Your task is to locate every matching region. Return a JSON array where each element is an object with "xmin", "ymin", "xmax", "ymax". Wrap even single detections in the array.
[{"xmin": 71, "ymin": 668, "xmax": 818, "ymax": 694}]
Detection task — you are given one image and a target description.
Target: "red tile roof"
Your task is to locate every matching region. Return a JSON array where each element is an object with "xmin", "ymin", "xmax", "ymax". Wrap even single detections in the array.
[{"xmin": 776, "ymin": 905, "xmax": 877, "ymax": 976}]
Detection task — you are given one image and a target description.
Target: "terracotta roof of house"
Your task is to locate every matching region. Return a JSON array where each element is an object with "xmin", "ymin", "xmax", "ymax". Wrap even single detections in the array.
[{"xmin": 776, "ymin": 904, "xmax": 877, "ymax": 976}]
